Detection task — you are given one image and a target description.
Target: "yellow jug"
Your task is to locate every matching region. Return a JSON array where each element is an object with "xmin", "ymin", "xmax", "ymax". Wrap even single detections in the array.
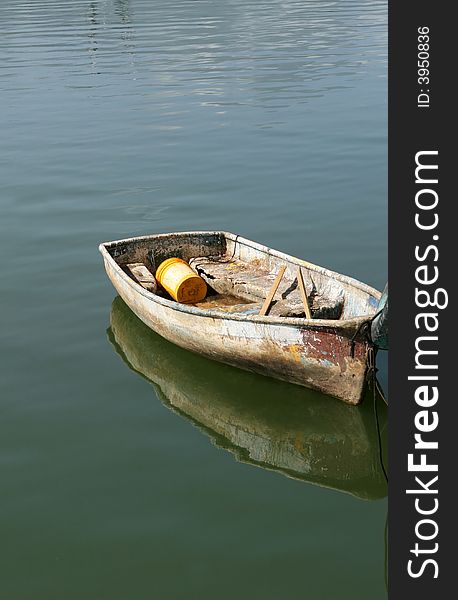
[{"xmin": 156, "ymin": 257, "xmax": 207, "ymax": 304}]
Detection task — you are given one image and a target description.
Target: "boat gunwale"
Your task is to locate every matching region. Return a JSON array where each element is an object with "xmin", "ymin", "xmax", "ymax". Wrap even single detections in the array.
[{"xmin": 99, "ymin": 231, "xmax": 381, "ymax": 330}]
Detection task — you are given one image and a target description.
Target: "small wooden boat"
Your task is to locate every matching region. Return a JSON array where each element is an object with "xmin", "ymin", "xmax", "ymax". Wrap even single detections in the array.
[
  {"xmin": 108, "ymin": 296, "xmax": 388, "ymax": 499},
  {"xmin": 99, "ymin": 231, "xmax": 382, "ymax": 404}
]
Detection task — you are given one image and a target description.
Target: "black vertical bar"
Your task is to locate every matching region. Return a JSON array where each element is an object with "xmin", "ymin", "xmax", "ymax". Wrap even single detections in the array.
[{"xmin": 389, "ymin": 1, "xmax": 453, "ymax": 597}]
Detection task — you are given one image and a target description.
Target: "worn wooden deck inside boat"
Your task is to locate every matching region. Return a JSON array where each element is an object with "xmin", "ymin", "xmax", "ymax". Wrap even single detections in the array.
[{"xmin": 105, "ymin": 231, "xmax": 379, "ymax": 318}]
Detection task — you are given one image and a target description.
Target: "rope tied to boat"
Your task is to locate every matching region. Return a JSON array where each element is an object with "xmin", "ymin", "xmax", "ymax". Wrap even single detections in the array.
[
  {"xmin": 353, "ymin": 316, "xmax": 388, "ymax": 484},
  {"xmin": 349, "ymin": 307, "xmax": 384, "ymax": 358}
]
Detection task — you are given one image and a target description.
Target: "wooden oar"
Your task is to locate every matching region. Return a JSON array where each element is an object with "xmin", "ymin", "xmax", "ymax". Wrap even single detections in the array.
[
  {"xmin": 259, "ymin": 265, "xmax": 286, "ymax": 316},
  {"xmin": 297, "ymin": 267, "xmax": 312, "ymax": 320}
]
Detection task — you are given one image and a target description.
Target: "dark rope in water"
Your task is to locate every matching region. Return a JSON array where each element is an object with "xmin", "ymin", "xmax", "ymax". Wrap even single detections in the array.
[
  {"xmin": 371, "ymin": 356, "xmax": 388, "ymax": 483},
  {"xmin": 369, "ymin": 350, "xmax": 389, "ymax": 589}
]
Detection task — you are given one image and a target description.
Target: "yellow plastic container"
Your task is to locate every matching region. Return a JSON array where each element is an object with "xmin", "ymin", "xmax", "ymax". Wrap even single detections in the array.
[{"xmin": 156, "ymin": 257, "xmax": 207, "ymax": 304}]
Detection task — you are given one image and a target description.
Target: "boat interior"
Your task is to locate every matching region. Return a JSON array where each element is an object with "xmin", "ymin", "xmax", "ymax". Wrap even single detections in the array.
[{"xmin": 106, "ymin": 232, "xmax": 379, "ymax": 320}]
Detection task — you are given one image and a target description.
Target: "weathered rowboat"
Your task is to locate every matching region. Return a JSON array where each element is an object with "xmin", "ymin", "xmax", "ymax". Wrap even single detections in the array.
[
  {"xmin": 99, "ymin": 231, "xmax": 382, "ymax": 404},
  {"xmin": 108, "ymin": 296, "xmax": 388, "ymax": 499}
]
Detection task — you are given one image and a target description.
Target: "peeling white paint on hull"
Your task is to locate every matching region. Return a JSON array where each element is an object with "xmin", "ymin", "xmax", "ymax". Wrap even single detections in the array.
[{"xmin": 99, "ymin": 232, "xmax": 381, "ymax": 404}]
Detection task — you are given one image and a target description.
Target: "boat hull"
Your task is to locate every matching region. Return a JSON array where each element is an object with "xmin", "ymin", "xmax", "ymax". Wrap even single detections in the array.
[
  {"xmin": 109, "ymin": 295, "xmax": 387, "ymax": 499},
  {"xmin": 102, "ymin": 254, "xmax": 371, "ymax": 404}
]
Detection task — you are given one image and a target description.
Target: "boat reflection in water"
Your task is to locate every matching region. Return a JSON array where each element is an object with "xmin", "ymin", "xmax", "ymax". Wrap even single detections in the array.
[{"xmin": 108, "ymin": 296, "xmax": 388, "ymax": 500}]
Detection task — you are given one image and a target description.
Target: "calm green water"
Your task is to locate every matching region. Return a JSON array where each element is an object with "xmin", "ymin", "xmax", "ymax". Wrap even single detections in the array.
[{"xmin": 1, "ymin": 1, "xmax": 387, "ymax": 598}]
